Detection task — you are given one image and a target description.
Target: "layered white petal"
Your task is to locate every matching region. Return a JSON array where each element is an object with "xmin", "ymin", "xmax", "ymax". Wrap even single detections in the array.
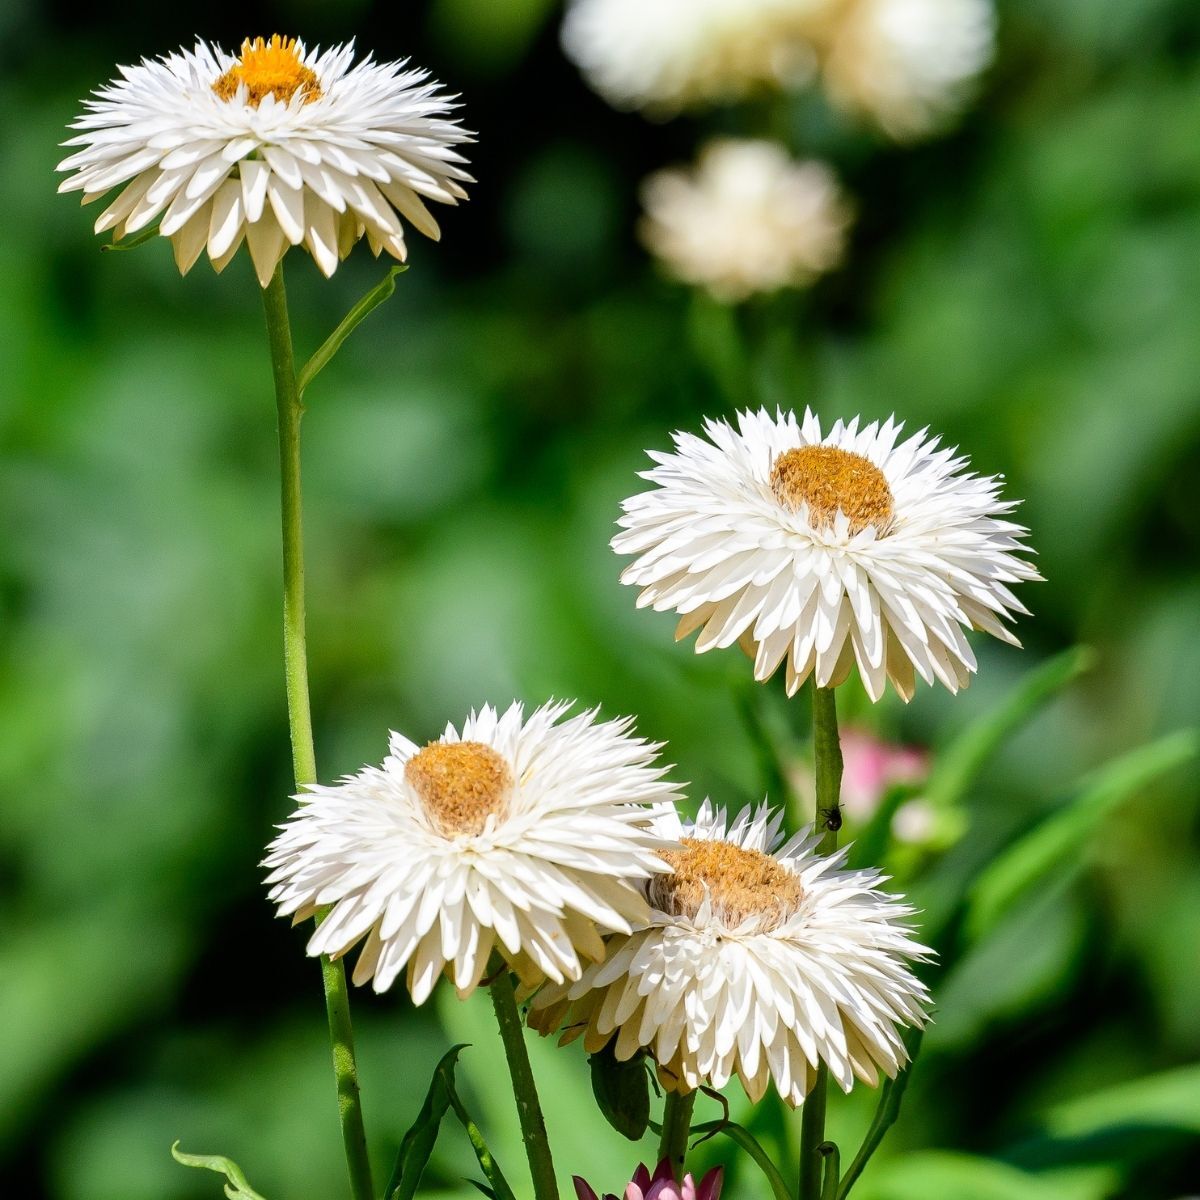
[
  {"xmin": 613, "ymin": 409, "xmax": 1040, "ymax": 702},
  {"xmin": 264, "ymin": 701, "xmax": 681, "ymax": 1003},
  {"xmin": 57, "ymin": 38, "xmax": 473, "ymax": 279},
  {"xmin": 530, "ymin": 802, "xmax": 931, "ymax": 1107}
]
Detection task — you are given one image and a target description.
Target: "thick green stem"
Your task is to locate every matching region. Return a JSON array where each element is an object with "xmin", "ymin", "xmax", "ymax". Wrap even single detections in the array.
[
  {"xmin": 658, "ymin": 1090, "xmax": 697, "ymax": 1178},
  {"xmin": 800, "ymin": 686, "xmax": 843, "ymax": 1200},
  {"xmin": 489, "ymin": 964, "xmax": 559, "ymax": 1200},
  {"xmin": 262, "ymin": 264, "xmax": 374, "ymax": 1200}
]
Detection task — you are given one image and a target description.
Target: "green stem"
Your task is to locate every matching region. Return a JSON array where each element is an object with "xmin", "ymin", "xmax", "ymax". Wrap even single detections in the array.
[
  {"xmin": 799, "ymin": 686, "xmax": 843, "ymax": 1200},
  {"xmin": 489, "ymin": 962, "xmax": 559, "ymax": 1200},
  {"xmin": 658, "ymin": 1090, "xmax": 697, "ymax": 1178},
  {"xmin": 262, "ymin": 263, "xmax": 374, "ymax": 1200}
]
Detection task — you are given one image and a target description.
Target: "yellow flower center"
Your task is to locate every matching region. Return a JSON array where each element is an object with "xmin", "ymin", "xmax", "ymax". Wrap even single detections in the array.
[
  {"xmin": 212, "ymin": 35, "xmax": 322, "ymax": 107},
  {"xmin": 405, "ymin": 741, "xmax": 513, "ymax": 837},
  {"xmin": 769, "ymin": 445, "xmax": 894, "ymax": 534},
  {"xmin": 650, "ymin": 838, "xmax": 804, "ymax": 931}
]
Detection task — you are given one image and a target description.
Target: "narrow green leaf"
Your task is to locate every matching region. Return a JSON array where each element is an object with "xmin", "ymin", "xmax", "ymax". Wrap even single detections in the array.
[
  {"xmin": 440, "ymin": 1059, "xmax": 519, "ymax": 1200},
  {"xmin": 689, "ymin": 1120, "xmax": 793, "ymax": 1200},
  {"xmin": 925, "ymin": 646, "xmax": 1096, "ymax": 812},
  {"xmin": 296, "ymin": 265, "xmax": 407, "ymax": 396},
  {"xmin": 101, "ymin": 225, "xmax": 160, "ymax": 252},
  {"xmin": 964, "ymin": 730, "xmax": 1197, "ymax": 943},
  {"xmin": 590, "ymin": 1045, "xmax": 651, "ymax": 1140},
  {"xmin": 386, "ymin": 1044, "xmax": 466, "ymax": 1200},
  {"xmin": 170, "ymin": 1142, "xmax": 268, "ymax": 1200}
]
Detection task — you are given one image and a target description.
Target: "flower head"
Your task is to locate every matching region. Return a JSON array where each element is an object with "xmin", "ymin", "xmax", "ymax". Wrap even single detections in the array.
[
  {"xmin": 264, "ymin": 702, "xmax": 679, "ymax": 1003},
  {"xmin": 531, "ymin": 803, "xmax": 930, "ymax": 1106},
  {"xmin": 562, "ymin": 0, "xmax": 835, "ymax": 113},
  {"xmin": 575, "ymin": 1158, "xmax": 723, "ymax": 1200},
  {"xmin": 821, "ymin": 0, "xmax": 995, "ymax": 139},
  {"xmin": 613, "ymin": 409, "xmax": 1040, "ymax": 701},
  {"xmin": 58, "ymin": 36, "xmax": 472, "ymax": 284},
  {"xmin": 639, "ymin": 139, "xmax": 852, "ymax": 303}
]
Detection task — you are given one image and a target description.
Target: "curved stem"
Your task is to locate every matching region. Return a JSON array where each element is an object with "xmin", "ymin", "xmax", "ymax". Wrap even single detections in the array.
[
  {"xmin": 799, "ymin": 685, "xmax": 843, "ymax": 1200},
  {"xmin": 488, "ymin": 962, "xmax": 559, "ymax": 1200},
  {"xmin": 658, "ymin": 1090, "xmax": 697, "ymax": 1178},
  {"xmin": 262, "ymin": 264, "xmax": 374, "ymax": 1200}
]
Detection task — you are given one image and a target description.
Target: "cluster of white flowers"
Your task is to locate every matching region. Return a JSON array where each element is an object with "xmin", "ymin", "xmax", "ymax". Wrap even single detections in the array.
[{"xmin": 563, "ymin": 0, "xmax": 995, "ymax": 140}]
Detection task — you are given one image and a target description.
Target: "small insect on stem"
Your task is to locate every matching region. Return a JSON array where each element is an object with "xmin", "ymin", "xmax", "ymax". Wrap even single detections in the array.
[{"xmin": 821, "ymin": 805, "xmax": 843, "ymax": 833}]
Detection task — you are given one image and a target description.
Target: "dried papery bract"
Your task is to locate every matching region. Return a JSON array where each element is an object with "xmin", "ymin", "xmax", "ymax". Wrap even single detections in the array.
[
  {"xmin": 57, "ymin": 35, "xmax": 473, "ymax": 285},
  {"xmin": 613, "ymin": 408, "xmax": 1040, "ymax": 702},
  {"xmin": 531, "ymin": 802, "xmax": 931, "ymax": 1107}
]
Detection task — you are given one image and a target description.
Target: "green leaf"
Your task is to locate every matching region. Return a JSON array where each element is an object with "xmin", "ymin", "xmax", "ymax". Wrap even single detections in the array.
[
  {"xmin": 443, "ymin": 1084, "xmax": 519, "ymax": 1200},
  {"xmin": 100, "ymin": 225, "xmax": 160, "ymax": 253},
  {"xmin": 852, "ymin": 1151, "xmax": 1104, "ymax": 1200},
  {"xmin": 1038, "ymin": 1061, "xmax": 1200, "ymax": 1140},
  {"xmin": 386, "ymin": 1044, "xmax": 465, "ymax": 1200},
  {"xmin": 589, "ymin": 1045, "xmax": 651, "ymax": 1141},
  {"xmin": 170, "ymin": 1142, "xmax": 268, "ymax": 1200},
  {"xmin": 963, "ymin": 730, "xmax": 1197, "ymax": 943},
  {"xmin": 689, "ymin": 1120, "xmax": 793, "ymax": 1200},
  {"xmin": 297, "ymin": 265, "xmax": 407, "ymax": 397},
  {"xmin": 925, "ymin": 646, "xmax": 1097, "ymax": 812}
]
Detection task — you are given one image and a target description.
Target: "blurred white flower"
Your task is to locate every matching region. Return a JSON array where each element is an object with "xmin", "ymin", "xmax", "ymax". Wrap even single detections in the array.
[
  {"xmin": 562, "ymin": 0, "xmax": 836, "ymax": 113},
  {"xmin": 891, "ymin": 797, "xmax": 936, "ymax": 843},
  {"xmin": 264, "ymin": 702, "xmax": 678, "ymax": 1003},
  {"xmin": 613, "ymin": 409, "xmax": 1040, "ymax": 701},
  {"xmin": 58, "ymin": 35, "xmax": 472, "ymax": 285},
  {"xmin": 531, "ymin": 802, "xmax": 930, "ymax": 1107},
  {"xmin": 840, "ymin": 727, "xmax": 928, "ymax": 819},
  {"xmin": 639, "ymin": 139, "xmax": 852, "ymax": 303},
  {"xmin": 821, "ymin": 0, "xmax": 995, "ymax": 139}
]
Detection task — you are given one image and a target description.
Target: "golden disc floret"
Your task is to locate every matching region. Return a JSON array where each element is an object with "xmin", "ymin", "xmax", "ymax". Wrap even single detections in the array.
[
  {"xmin": 405, "ymin": 741, "xmax": 513, "ymax": 837},
  {"xmin": 770, "ymin": 444, "xmax": 894, "ymax": 533},
  {"xmin": 213, "ymin": 35, "xmax": 322, "ymax": 107}
]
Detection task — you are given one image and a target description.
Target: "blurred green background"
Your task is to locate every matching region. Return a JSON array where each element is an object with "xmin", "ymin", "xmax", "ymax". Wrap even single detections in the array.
[{"xmin": 2, "ymin": 1, "xmax": 1199, "ymax": 1198}]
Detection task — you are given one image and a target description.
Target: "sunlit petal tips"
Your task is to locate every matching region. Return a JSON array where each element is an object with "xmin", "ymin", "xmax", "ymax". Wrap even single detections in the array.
[
  {"xmin": 530, "ymin": 802, "xmax": 931, "ymax": 1107},
  {"xmin": 263, "ymin": 702, "xmax": 681, "ymax": 1004},
  {"xmin": 562, "ymin": 0, "xmax": 837, "ymax": 114},
  {"xmin": 613, "ymin": 409, "xmax": 1041, "ymax": 702},
  {"xmin": 57, "ymin": 35, "xmax": 473, "ymax": 285},
  {"xmin": 640, "ymin": 139, "xmax": 852, "ymax": 303}
]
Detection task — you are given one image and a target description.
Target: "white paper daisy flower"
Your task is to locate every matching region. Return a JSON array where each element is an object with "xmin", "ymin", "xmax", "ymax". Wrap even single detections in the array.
[
  {"xmin": 263, "ymin": 702, "xmax": 679, "ymax": 1004},
  {"xmin": 821, "ymin": 0, "xmax": 995, "ymax": 139},
  {"xmin": 57, "ymin": 35, "xmax": 472, "ymax": 285},
  {"xmin": 613, "ymin": 409, "xmax": 1040, "ymax": 702},
  {"xmin": 530, "ymin": 801, "xmax": 930, "ymax": 1106},
  {"xmin": 562, "ymin": 0, "xmax": 836, "ymax": 114},
  {"xmin": 640, "ymin": 139, "xmax": 852, "ymax": 303}
]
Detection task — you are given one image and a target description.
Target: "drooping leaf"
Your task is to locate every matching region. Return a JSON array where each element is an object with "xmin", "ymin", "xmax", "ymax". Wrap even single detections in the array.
[
  {"xmin": 297, "ymin": 265, "xmax": 408, "ymax": 397},
  {"xmin": 385, "ymin": 1044, "xmax": 466, "ymax": 1200},
  {"xmin": 688, "ymin": 1120, "xmax": 793, "ymax": 1200},
  {"xmin": 170, "ymin": 1142, "xmax": 268, "ymax": 1200},
  {"xmin": 589, "ymin": 1044, "xmax": 651, "ymax": 1141},
  {"xmin": 924, "ymin": 646, "xmax": 1096, "ymax": 813},
  {"xmin": 963, "ymin": 730, "xmax": 1197, "ymax": 944}
]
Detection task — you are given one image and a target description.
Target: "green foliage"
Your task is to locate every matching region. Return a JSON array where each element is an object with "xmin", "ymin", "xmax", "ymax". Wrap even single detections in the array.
[
  {"xmin": 589, "ymin": 1046, "xmax": 651, "ymax": 1141},
  {"xmin": 171, "ymin": 1144, "xmax": 267, "ymax": 1200}
]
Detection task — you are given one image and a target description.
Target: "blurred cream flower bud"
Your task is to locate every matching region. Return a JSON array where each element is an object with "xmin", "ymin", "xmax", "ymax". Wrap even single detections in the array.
[
  {"xmin": 639, "ymin": 139, "xmax": 852, "ymax": 303},
  {"xmin": 821, "ymin": 0, "xmax": 995, "ymax": 140},
  {"xmin": 562, "ymin": 0, "xmax": 837, "ymax": 114}
]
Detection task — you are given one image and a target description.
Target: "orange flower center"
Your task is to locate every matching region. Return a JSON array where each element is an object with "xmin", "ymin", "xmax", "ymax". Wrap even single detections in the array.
[
  {"xmin": 769, "ymin": 445, "xmax": 894, "ymax": 534},
  {"xmin": 405, "ymin": 741, "xmax": 513, "ymax": 837},
  {"xmin": 649, "ymin": 838, "xmax": 804, "ymax": 931},
  {"xmin": 212, "ymin": 35, "xmax": 322, "ymax": 107}
]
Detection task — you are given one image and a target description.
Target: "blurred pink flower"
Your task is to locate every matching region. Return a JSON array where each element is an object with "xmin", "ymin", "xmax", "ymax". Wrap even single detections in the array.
[
  {"xmin": 840, "ymin": 726, "xmax": 929, "ymax": 820},
  {"xmin": 574, "ymin": 1158, "xmax": 723, "ymax": 1200}
]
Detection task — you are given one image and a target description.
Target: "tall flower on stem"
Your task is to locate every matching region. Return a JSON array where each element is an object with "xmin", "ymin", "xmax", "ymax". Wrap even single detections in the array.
[
  {"xmin": 57, "ymin": 35, "xmax": 472, "ymax": 284},
  {"xmin": 59, "ymin": 33, "xmax": 473, "ymax": 1200},
  {"xmin": 614, "ymin": 409, "xmax": 1040, "ymax": 702}
]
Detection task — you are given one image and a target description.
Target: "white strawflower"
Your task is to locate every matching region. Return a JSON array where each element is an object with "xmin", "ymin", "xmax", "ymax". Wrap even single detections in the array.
[
  {"xmin": 821, "ymin": 0, "xmax": 995, "ymax": 139},
  {"xmin": 57, "ymin": 35, "xmax": 472, "ymax": 285},
  {"xmin": 562, "ymin": 0, "xmax": 836, "ymax": 113},
  {"xmin": 264, "ymin": 702, "xmax": 679, "ymax": 1004},
  {"xmin": 530, "ymin": 802, "xmax": 930, "ymax": 1106},
  {"xmin": 613, "ymin": 409, "xmax": 1040, "ymax": 702},
  {"xmin": 640, "ymin": 139, "xmax": 851, "ymax": 303}
]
